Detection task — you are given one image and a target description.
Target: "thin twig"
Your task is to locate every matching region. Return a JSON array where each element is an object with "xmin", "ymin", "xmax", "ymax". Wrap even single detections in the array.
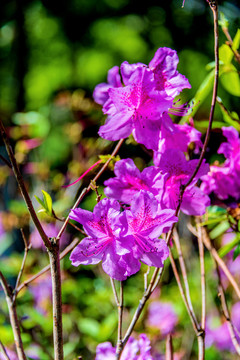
[
  {"xmin": 169, "ymin": 252, "xmax": 199, "ymax": 335},
  {"xmin": 196, "ymin": 220, "xmax": 206, "ymax": 331},
  {"xmin": 0, "ymin": 120, "xmax": 50, "ymax": 248},
  {"xmin": 48, "ymin": 240, "xmax": 63, "ymax": 360},
  {"xmin": 0, "ymin": 340, "xmax": 11, "ymax": 360},
  {"xmin": 16, "ymin": 237, "xmax": 80, "ymax": 295},
  {"xmin": 198, "ymin": 225, "xmax": 240, "ymax": 300},
  {"xmin": 116, "ymin": 282, "xmax": 124, "ymax": 358},
  {"xmin": 215, "ymin": 263, "xmax": 240, "ymax": 354},
  {"xmin": 172, "ymin": 229, "xmax": 198, "ymax": 327},
  {"xmin": 13, "ymin": 229, "xmax": 32, "ymax": 303},
  {"xmin": 144, "ymin": 266, "xmax": 150, "ymax": 292},
  {"xmin": 179, "ymin": 0, "xmax": 219, "ymax": 193},
  {"xmin": 196, "ymin": 219, "xmax": 206, "ymax": 360},
  {"xmin": 0, "ymin": 272, "xmax": 27, "ymax": 360},
  {"xmin": 166, "ymin": 334, "xmax": 173, "ymax": 360},
  {"xmin": 110, "ymin": 278, "xmax": 120, "ymax": 306},
  {"xmin": 57, "ymin": 139, "xmax": 124, "ymax": 242},
  {"xmin": 0, "ymin": 154, "xmax": 12, "ymax": 168}
]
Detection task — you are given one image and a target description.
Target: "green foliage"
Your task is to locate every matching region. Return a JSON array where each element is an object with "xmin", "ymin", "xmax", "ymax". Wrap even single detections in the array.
[{"xmin": 35, "ymin": 190, "xmax": 53, "ymax": 217}]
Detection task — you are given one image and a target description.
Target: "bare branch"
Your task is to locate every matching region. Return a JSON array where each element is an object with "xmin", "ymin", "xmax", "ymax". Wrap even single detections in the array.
[
  {"xmin": 116, "ymin": 282, "xmax": 124, "ymax": 358},
  {"xmin": 166, "ymin": 334, "xmax": 173, "ymax": 360},
  {"xmin": 16, "ymin": 237, "xmax": 80, "ymax": 295},
  {"xmin": 0, "ymin": 272, "xmax": 27, "ymax": 360}
]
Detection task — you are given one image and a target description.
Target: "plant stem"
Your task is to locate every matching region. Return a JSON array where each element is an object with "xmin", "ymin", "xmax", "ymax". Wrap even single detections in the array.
[
  {"xmin": 166, "ymin": 334, "xmax": 173, "ymax": 360},
  {"xmin": 48, "ymin": 240, "xmax": 64, "ymax": 360},
  {"xmin": 116, "ymin": 282, "xmax": 124, "ymax": 358},
  {"xmin": 196, "ymin": 220, "xmax": 206, "ymax": 360},
  {"xmin": 0, "ymin": 272, "xmax": 27, "ymax": 360},
  {"xmin": 16, "ymin": 237, "xmax": 80, "ymax": 295},
  {"xmin": 13, "ymin": 229, "xmax": 31, "ymax": 303},
  {"xmin": 0, "ymin": 340, "xmax": 11, "ymax": 360},
  {"xmin": 173, "ymin": 229, "xmax": 198, "ymax": 327},
  {"xmin": 215, "ymin": 263, "xmax": 240, "ymax": 354}
]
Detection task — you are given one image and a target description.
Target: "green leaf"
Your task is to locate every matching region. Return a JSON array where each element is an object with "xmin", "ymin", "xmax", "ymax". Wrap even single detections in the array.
[
  {"xmin": 232, "ymin": 29, "xmax": 240, "ymax": 53},
  {"xmin": 35, "ymin": 190, "xmax": 53, "ymax": 216},
  {"xmin": 219, "ymin": 12, "xmax": 229, "ymax": 30},
  {"xmin": 209, "ymin": 220, "xmax": 230, "ymax": 239},
  {"xmin": 220, "ymin": 64, "xmax": 240, "ymax": 96},
  {"xmin": 219, "ymin": 235, "xmax": 239, "ymax": 257},
  {"xmin": 180, "ymin": 70, "xmax": 214, "ymax": 124},
  {"xmin": 233, "ymin": 243, "xmax": 240, "ymax": 260},
  {"xmin": 219, "ymin": 44, "xmax": 233, "ymax": 65}
]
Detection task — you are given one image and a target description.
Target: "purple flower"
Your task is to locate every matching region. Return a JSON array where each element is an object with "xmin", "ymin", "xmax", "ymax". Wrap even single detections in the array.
[
  {"xmin": 93, "ymin": 66, "xmax": 122, "ymax": 106},
  {"xmin": 29, "ymin": 274, "xmax": 52, "ymax": 314},
  {"xmin": 0, "ymin": 348, "xmax": 18, "ymax": 360},
  {"xmin": 95, "ymin": 333, "xmax": 154, "ymax": 360},
  {"xmin": 69, "ymin": 198, "xmax": 140, "ymax": 281},
  {"xmin": 105, "ymin": 151, "xmax": 210, "ymax": 216},
  {"xmin": 153, "ymin": 115, "xmax": 202, "ymax": 158},
  {"xmin": 30, "ymin": 222, "xmax": 70, "ymax": 250},
  {"xmin": 155, "ymin": 149, "xmax": 210, "ymax": 215},
  {"xmin": 147, "ymin": 301, "xmax": 178, "ymax": 336},
  {"xmin": 95, "ymin": 48, "xmax": 191, "ymax": 150},
  {"xmin": 121, "ymin": 191, "xmax": 177, "ymax": 268},
  {"xmin": 148, "ymin": 47, "xmax": 191, "ymax": 98},
  {"xmin": 104, "ymin": 158, "xmax": 163, "ymax": 204},
  {"xmin": 70, "ymin": 192, "xmax": 175, "ymax": 279},
  {"xmin": 206, "ymin": 302, "xmax": 240, "ymax": 352}
]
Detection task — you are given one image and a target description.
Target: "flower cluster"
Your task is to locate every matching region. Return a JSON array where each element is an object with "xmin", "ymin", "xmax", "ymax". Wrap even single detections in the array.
[
  {"xmin": 70, "ymin": 192, "xmax": 177, "ymax": 281},
  {"xmin": 146, "ymin": 301, "xmax": 178, "ymax": 336},
  {"xmin": 104, "ymin": 150, "xmax": 210, "ymax": 216},
  {"xmin": 94, "ymin": 47, "xmax": 194, "ymax": 152},
  {"xmin": 95, "ymin": 333, "xmax": 155, "ymax": 360},
  {"xmin": 69, "ymin": 47, "xmax": 211, "ymax": 281},
  {"xmin": 201, "ymin": 126, "xmax": 240, "ymax": 203}
]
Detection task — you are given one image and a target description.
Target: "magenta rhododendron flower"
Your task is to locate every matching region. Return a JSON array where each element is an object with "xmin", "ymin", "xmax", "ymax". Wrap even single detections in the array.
[
  {"xmin": 154, "ymin": 114, "xmax": 202, "ymax": 157},
  {"xmin": 94, "ymin": 47, "xmax": 191, "ymax": 150},
  {"xmin": 93, "ymin": 66, "xmax": 122, "ymax": 106},
  {"xmin": 147, "ymin": 301, "xmax": 178, "ymax": 336},
  {"xmin": 95, "ymin": 333, "xmax": 154, "ymax": 360},
  {"xmin": 104, "ymin": 158, "xmax": 163, "ymax": 204},
  {"xmin": 155, "ymin": 149, "xmax": 210, "ymax": 215},
  {"xmin": 69, "ymin": 192, "xmax": 176, "ymax": 280},
  {"xmin": 105, "ymin": 150, "xmax": 210, "ymax": 216},
  {"xmin": 69, "ymin": 198, "xmax": 140, "ymax": 281},
  {"xmin": 121, "ymin": 191, "xmax": 177, "ymax": 268}
]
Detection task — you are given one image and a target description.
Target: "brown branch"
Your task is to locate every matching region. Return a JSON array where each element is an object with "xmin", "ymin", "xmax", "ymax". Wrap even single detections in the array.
[
  {"xmin": 116, "ymin": 281, "xmax": 124, "ymax": 358},
  {"xmin": 0, "ymin": 340, "xmax": 11, "ymax": 360},
  {"xmin": 0, "ymin": 120, "xmax": 50, "ymax": 249},
  {"xmin": 110, "ymin": 278, "xmax": 120, "ymax": 306},
  {"xmin": 198, "ymin": 225, "xmax": 240, "ymax": 300},
  {"xmin": 56, "ymin": 139, "xmax": 124, "ymax": 242},
  {"xmin": 0, "ymin": 272, "xmax": 27, "ymax": 360},
  {"xmin": 13, "ymin": 229, "xmax": 32, "ymax": 303},
  {"xmin": 172, "ymin": 229, "xmax": 198, "ymax": 327},
  {"xmin": 179, "ymin": 0, "xmax": 219, "ymax": 194},
  {"xmin": 0, "ymin": 154, "xmax": 12, "ymax": 168},
  {"xmin": 169, "ymin": 252, "xmax": 199, "ymax": 335},
  {"xmin": 215, "ymin": 262, "xmax": 240, "ymax": 354},
  {"xmin": 166, "ymin": 334, "xmax": 173, "ymax": 360},
  {"xmin": 16, "ymin": 237, "xmax": 80, "ymax": 295},
  {"xmin": 196, "ymin": 219, "xmax": 206, "ymax": 360},
  {"xmin": 48, "ymin": 240, "xmax": 63, "ymax": 360}
]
